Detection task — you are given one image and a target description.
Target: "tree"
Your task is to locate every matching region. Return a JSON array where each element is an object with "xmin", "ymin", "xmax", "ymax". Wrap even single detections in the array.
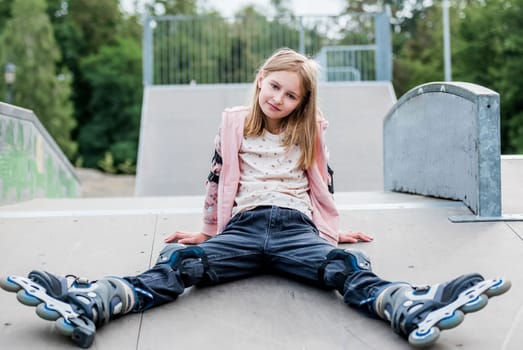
[
  {"xmin": 342, "ymin": 0, "xmax": 429, "ymax": 34},
  {"xmin": 454, "ymin": 0, "xmax": 523, "ymax": 153},
  {"xmin": 269, "ymin": 0, "xmax": 292, "ymax": 15},
  {"xmin": 393, "ymin": 3, "xmax": 446, "ymax": 94},
  {"xmin": 77, "ymin": 37, "xmax": 143, "ymax": 172},
  {"xmin": 339, "ymin": 1, "xmax": 440, "ymax": 93},
  {"xmin": 145, "ymin": 0, "xmax": 198, "ymax": 15},
  {"xmin": 47, "ymin": 0, "xmax": 123, "ymax": 131},
  {"xmin": 45, "ymin": 0, "xmax": 144, "ymax": 169},
  {"xmin": 0, "ymin": 0, "xmax": 76, "ymax": 158},
  {"xmin": 0, "ymin": 0, "xmax": 13, "ymax": 33}
]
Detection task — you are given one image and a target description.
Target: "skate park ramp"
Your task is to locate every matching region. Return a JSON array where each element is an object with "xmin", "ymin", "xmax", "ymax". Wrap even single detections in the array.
[
  {"xmin": 0, "ymin": 102, "xmax": 80, "ymax": 205},
  {"xmin": 0, "ymin": 156, "xmax": 522, "ymax": 349},
  {"xmin": 135, "ymin": 82, "xmax": 396, "ymax": 196}
]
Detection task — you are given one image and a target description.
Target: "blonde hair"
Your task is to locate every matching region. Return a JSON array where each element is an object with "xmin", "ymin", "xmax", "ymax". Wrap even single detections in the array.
[{"xmin": 244, "ymin": 48, "xmax": 320, "ymax": 170}]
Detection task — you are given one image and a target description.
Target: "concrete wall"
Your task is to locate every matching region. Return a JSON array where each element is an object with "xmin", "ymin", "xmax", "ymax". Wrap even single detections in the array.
[
  {"xmin": 0, "ymin": 103, "xmax": 80, "ymax": 205},
  {"xmin": 383, "ymin": 82, "xmax": 501, "ymax": 217},
  {"xmin": 135, "ymin": 82, "xmax": 396, "ymax": 196}
]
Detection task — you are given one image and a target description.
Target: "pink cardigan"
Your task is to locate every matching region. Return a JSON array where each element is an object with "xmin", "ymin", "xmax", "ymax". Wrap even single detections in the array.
[{"xmin": 201, "ymin": 106, "xmax": 340, "ymax": 245}]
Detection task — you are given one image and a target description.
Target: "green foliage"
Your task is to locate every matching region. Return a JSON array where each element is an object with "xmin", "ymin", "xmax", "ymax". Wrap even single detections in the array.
[
  {"xmin": 393, "ymin": 4, "xmax": 446, "ymax": 95},
  {"xmin": 343, "ymin": 0, "xmax": 428, "ymax": 34},
  {"xmin": 78, "ymin": 37, "xmax": 142, "ymax": 172},
  {"xmin": 0, "ymin": 0, "xmax": 77, "ymax": 159},
  {"xmin": 0, "ymin": 0, "xmax": 13, "ymax": 33},
  {"xmin": 97, "ymin": 152, "xmax": 117, "ymax": 174},
  {"xmin": 389, "ymin": 0, "xmax": 523, "ymax": 153},
  {"xmin": 452, "ymin": 1, "xmax": 502, "ymax": 87},
  {"xmin": 453, "ymin": 0, "xmax": 523, "ymax": 153},
  {"xmin": 68, "ymin": 1, "xmax": 121, "ymax": 48},
  {"xmin": 343, "ymin": 0, "xmax": 523, "ymax": 153},
  {"xmin": 145, "ymin": 0, "xmax": 198, "ymax": 15},
  {"xmin": 48, "ymin": 0, "xmax": 123, "ymax": 129},
  {"xmin": 44, "ymin": 0, "xmax": 144, "ymax": 171}
]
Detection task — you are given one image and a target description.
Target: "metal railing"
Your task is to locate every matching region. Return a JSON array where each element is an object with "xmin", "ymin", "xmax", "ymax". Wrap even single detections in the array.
[{"xmin": 142, "ymin": 11, "xmax": 392, "ymax": 85}]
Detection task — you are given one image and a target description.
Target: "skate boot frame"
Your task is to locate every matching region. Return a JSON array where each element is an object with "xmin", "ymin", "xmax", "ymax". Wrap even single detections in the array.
[
  {"xmin": 1, "ymin": 271, "xmax": 137, "ymax": 348},
  {"xmin": 1, "ymin": 275, "xmax": 96, "ymax": 348},
  {"xmin": 412, "ymin": 278, "xmax": 508, "ymax": 343},
  {"xmin": 376, "ymin": 274, "xmax": 511, "ymax": 347},
  {"xmin": 1, "ymin": 270, "xmax": 511, "ymax": 348}
]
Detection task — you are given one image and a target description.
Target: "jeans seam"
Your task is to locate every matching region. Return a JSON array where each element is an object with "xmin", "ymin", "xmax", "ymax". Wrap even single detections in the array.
[
  {"xmin": 207, "ymin": 251, "xmax": 260, "ymax": 263},
  {"xmin": 269, "ymin": 252, "xmax": 321, "ymax": 270},
  {"xmin": 262, "ymin": 206, "xmax": 276, "ymax": 251}
]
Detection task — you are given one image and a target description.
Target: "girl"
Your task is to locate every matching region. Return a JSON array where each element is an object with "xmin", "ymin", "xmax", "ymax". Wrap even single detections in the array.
[{"xmin": 0, "ymin": 49, "xmax": 510, "ymax": 349}]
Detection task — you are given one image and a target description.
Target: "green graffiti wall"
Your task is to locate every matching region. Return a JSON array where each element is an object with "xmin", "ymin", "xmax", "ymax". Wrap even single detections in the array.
[{"xmin": 0, "ymin": 104, "xmax": 80, "ymax": 205}]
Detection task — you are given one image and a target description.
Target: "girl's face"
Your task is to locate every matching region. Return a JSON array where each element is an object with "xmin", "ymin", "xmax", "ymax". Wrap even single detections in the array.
[{"xmin": 257, "ymin": 70, "xmax": 303, "ymax": 133}]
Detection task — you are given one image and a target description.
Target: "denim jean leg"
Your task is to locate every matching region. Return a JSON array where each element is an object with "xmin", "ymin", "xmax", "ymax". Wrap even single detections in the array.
[
  {"xmin": 125, "ymin": 209, "xmax": 269, "ymax": 311},
  {"xmin": 196, "ymin": 214, "xmax": 267, "ymax": 286},
  {"xmin": 264, "ymin": 207, "xmax": 391, "ymax": 318},
  {"xmin": 320, "ymin": 251, "xmax": 392, "ymax": 317},
  {"xmin": 341, "ymin": 271, "xmax": 392, "ymax": 318},
  {"xmin": 125, "ymin": 263, "xmax": 187, "ymax": 311},
  {"xmin": 265, "ymin": 207, "xmax": 334, "ymax": 286}
]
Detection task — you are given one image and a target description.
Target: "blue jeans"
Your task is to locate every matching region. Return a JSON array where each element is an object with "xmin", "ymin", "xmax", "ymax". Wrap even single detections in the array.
[{"xmin": 125, "ymin": 206, "xmax": 391, "ymax": 318}]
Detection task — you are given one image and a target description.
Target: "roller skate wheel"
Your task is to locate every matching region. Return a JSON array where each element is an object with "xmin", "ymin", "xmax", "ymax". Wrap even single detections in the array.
[
  {"xmin": 0, "ymin": 276, "xmax": 22, "ymax": 292},
  {"xmin": 437, "ymin": 309, "xmax": 464, "ymax": 330},
  {"xmin": 485, "ymin": 279, "xmax": 511, "ymax": 297},
  {"xmin": 409, "ymin": 326, "xmax": 440, "ymax": 347},
  {"xmin": 36, "ymin": 303, "xmax": 61, "ymax": 321},
  {"xmin": 462, "ymin": 294, "xmax": 488, "ymax": 313},
  {"xmin": 55, "ymin": 317, "xmax": 74, "ymax": 336},
  {"xmin": 16, "ymin": 289, "xmax": 41, "ymax": 306}
]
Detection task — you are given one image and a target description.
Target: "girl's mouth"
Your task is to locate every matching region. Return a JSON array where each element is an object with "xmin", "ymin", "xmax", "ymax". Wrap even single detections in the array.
[{"xmin": 267, "ymin": 102, "xmax": 281, "ymax": 111}]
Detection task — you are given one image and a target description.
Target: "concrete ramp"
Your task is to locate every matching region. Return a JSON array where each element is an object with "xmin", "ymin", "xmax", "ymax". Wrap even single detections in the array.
[
  {"xmin": 0, "ymin": 157, "xmax": 522, "ymax": 349},
  {"xmin": 0, "ymin": 103, "xmax": 80, "ymax": 205},
  {"xmin": 136, "ymin": 82, "xmax": 396, "ymax": 196}
]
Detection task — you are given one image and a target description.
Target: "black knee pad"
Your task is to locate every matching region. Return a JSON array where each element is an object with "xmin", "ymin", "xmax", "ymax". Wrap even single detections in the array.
[
  {"xmin": 156, "ymin": 243, "xmax": 209, "ymax": 271},
  {"xmin": 318, "ymin": 248, "xmax": 372, "ymax": 289},
  {"xmin": 327, "ymin": 248, "xmax": 372, "ymax": 272}
]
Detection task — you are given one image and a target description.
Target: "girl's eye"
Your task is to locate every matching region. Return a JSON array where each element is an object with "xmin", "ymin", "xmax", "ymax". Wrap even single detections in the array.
[
  {"xmin": 271, "ymin": 83, "xmax": 279, "ymax": 90},
  {"xmin": 287, "ymin": 93, "xmax": 296, "ymax": 100}
]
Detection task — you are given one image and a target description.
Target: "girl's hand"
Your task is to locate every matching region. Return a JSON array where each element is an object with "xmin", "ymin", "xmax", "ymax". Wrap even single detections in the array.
[
  {"xmin": 338, "ymin": 230, "xmax": 373, "ymax": 244},
  {"xmin": 164, "ymin": 231, "xmax": 211, "ymax": 245}
]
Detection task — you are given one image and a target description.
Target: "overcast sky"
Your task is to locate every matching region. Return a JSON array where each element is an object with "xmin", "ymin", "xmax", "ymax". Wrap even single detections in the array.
[
  {"xmin": 201, "ymin": 0, "xmax": 345, "ymax": 16},
  {"xmin": 121, "ymin": 0, "xmax": 345, "ymax": 17}
]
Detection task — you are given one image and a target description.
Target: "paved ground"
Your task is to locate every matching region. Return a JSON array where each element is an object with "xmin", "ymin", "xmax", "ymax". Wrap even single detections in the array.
[
  {"xmin": 76, "ymin": 168, "xmax": 135, "ymax": 198},
  {"xmin": 0, "ymin": 160, "xmax": 521, "ymax": 349}
]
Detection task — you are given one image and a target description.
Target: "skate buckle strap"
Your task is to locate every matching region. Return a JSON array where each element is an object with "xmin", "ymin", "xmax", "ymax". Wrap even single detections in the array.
[
  {"xmin": 414, "ymin": 278, "xmax": 503, "ymax": 336},
  {"xmin": 413, "ymin": 284, "xmax": 430, "ymax": 293},
  {"xmin": 73, "ymin": 277, "xmax": 91, "ymax": 286}
]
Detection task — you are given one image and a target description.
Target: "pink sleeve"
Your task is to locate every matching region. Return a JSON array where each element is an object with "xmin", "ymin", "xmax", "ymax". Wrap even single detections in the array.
[{"xmin": 201, "ymin": 130, "xmax": 222, "ymax": 236}]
